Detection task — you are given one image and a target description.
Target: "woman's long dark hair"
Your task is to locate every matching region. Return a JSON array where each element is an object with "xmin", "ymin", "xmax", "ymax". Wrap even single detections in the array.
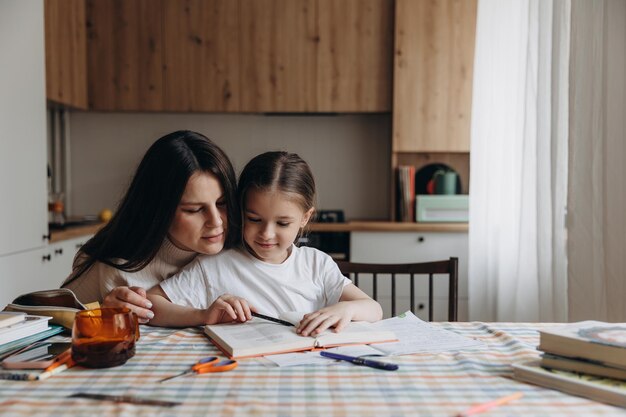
[{"xmin": 63, "ymin": 130, "xmax": 239, "ymax": 286}]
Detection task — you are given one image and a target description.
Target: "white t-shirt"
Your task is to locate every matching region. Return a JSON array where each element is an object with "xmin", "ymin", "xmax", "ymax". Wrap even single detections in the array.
[{"xmin": 160, "ymin": 245, "xmax": 350, "ymax": 317}]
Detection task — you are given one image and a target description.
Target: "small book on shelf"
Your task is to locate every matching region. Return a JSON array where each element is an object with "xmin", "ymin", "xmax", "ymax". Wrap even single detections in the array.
[
  {"xmin": 204, "ymin": 312, "xmax": 397, "ymax": 359},
  {"xmin": 513, "ymin": 360, "xmax": 626, "ymax": 408},
  {"xmin": 538, "ymin": 321, "xmax": 626, "ymax": 369}
]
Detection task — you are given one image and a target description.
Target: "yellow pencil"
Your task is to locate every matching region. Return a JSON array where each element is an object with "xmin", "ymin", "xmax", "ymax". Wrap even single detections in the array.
[{"xmin": 456, "ymin": 392, "xmax": 524, "ymax": 417}]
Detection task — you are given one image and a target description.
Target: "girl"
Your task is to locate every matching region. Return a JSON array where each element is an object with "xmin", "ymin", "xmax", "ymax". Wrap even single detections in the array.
[
  {"xmin": 147, "ymin": 151, "xmax": 382, "ymax": 336},
  {"xmin": 62, "ymin": 131, "xmax": 240, "ymax": 323}
]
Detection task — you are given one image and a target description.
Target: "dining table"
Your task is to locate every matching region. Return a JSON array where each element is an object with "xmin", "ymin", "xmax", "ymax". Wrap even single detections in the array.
[{"xmin": 0, "ymin": 321, "xmax": 625, "ymax": 416}]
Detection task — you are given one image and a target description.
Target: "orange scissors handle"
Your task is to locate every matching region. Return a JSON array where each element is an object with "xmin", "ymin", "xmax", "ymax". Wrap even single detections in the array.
[
  {"xmin": 191, "ymin": 357, "xmax": 218, "ymax": 372},
  {"xmin": 195, "ymin": 359, "xmax": 238, "ymax": 374}
]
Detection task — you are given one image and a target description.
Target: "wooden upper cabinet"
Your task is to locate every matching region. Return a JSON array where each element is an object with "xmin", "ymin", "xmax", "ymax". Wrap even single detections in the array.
[
  {"xmin": 393, "ymin": 0, "xmax": 477, "ymax": 152},
  {"xmin": 239, "ymin": 0, "xmax": 317, "ymax": 112},
  {"xmin": 163, "ymin": 0, "xmax": 240, "ymax": 112},
  {"xmin": 86, "ymin": 0, "xmax": 163, "ymax": 111},
  {"xmin": 45, "ymin": 0, "xmax": 88, "ymax": 109},
  {"xmin": 317, "ymin": 0, "xmax": 394, "ymax": 112}
]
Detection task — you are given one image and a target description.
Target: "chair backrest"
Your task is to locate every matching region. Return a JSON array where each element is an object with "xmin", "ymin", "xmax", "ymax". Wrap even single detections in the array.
[{"xmin": 335, "ymin": 257, "xmax": 458, "ymax": 321}]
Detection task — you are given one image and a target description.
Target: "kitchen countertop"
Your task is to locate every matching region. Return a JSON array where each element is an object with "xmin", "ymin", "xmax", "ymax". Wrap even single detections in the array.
[{"xmin": 50, "ymin": 221, "xmax": 468, "ymax": 243}]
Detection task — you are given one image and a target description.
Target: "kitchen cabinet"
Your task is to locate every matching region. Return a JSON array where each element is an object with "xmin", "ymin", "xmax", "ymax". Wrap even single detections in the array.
[
  {"xmin": 0, "ymin": 236, "xmax": 91, "ymax": 309},
  {"xmin": 0, "ymin": 1, "xmax": 49, "ymax": 257},
  {"xmin": 240, "ymin": 0, "xmax": 393, "ymax": 112},
  {"xmin": 350, "ymin": 231, "xmax": 468, "ymax": 320},
  {"xmin": 390, "ymin": 0, "xmax": 477, "ymax": 221},
  {"xmin": 0, "ymin": 248, "xmax": 49, "ymax": 309},
  {"xmin": 44, "ymin": 0, "xmax": 88, "ymax": 109},
  {"xmin": 316, "ymin": 0, "xmax": 393, "ymax": 112},
  {"xmin": 47, "ymin": 236, "xmax": 91, "ymax": 290},
  {"xmin": 86, "ymin": 0, "xmax": 164, "ymax": 111},
  {"xmin": 51, "ymin": 0, "xmax": 393, "ymax": 112},
  {"xmin": 162, "ymin": 0, "xmax": 240, "ymax": 112},
  {"xmin": 392, "ymin": 0, "xmax": 477, "ymax": 152}
]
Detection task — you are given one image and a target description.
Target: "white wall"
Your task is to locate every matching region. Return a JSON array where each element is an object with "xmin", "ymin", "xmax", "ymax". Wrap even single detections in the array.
[{"xmin": 67, "ymin": 113, "xmax": 391, "ymax": 220}]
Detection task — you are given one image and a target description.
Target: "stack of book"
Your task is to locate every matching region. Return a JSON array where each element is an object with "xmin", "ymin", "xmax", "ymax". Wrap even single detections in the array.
[
  {"xmin": 513, "ymin": 321, "xmax": 626, "ymax": 408},
  {"xmin": 396, "ymin": 165, "xmax": 415, "ymax": 222},
  {"xmin": 0, "ymin": 312, "xmax": 63, "ymax": 360}
]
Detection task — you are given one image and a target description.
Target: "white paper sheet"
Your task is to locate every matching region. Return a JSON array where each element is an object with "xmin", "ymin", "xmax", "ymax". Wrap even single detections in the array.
[{"xmin": 371, "ymin": 311, "xmax": 484, "ymax": 356}]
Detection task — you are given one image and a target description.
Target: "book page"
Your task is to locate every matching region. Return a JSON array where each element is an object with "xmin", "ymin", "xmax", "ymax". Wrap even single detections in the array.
[
  {"xmin": 370, "ymin": 311, "xmax": 484, "ymax": 356},
  {"xmin": 205, "ymin": 318, "xmax": 314, "ymax": 357},
  {"xmin": 315, "ymin": 321, "xmax": 396, "ymax": 347}
]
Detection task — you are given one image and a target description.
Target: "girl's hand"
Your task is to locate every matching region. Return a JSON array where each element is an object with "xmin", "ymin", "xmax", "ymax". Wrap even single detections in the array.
[
  {"xmin": 204, "ymin": 294, "xmax": 254, "ymax": 325},
  {"xmin": 102, "ymin": 286, "xmax": 154, "ymax": 324},
  {"xmin": 296, "ymin": 302, "xmax": 355, "ymax": 336}
]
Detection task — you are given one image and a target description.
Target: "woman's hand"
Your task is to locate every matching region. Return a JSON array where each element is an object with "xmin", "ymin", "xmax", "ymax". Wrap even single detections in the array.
[
  {"xmin": 296, "ymin": 302, "xmax": 356, "ymax": 337},
  {"xmin": 204, "ymin": 294, "xmax": 254, "ymax": 325},
  {"xmin": 102, "ymin": 286, "xmax": 154, "ymax": 324}
]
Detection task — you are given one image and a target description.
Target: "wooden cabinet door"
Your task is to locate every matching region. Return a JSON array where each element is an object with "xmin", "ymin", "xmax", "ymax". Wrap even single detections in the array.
[
  {"xmin": 163, "ymin": 0, "xmax": 239, "ymax": 112},
  {"xmin": 86, "ymin": 0, "xmax": 163, "ymax": 111},
  {"xmin": 317, "ymin": 0, "xmax": 394, "ymax": 112},
  {"xmin": 45, "ymin": 0, "xmax": 88, "ymax": 109},
  {"xmin": 239, "ymin": 0, "xmax": 317, "ymax": 112},
  {"xmin": 393, "ymin": 0, "xmax": 477, "ymax": 152}
]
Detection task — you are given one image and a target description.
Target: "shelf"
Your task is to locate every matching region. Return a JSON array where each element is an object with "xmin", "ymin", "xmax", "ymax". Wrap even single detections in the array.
[{"xmin": 308, "ymin": 221, "xmax": 467, "ymax": 233}]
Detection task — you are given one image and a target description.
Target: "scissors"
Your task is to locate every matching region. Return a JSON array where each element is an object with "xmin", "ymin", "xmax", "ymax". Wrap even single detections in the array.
[{"xmin": 158, "ymin": 356, "xmax": 237, "ymax": 383}]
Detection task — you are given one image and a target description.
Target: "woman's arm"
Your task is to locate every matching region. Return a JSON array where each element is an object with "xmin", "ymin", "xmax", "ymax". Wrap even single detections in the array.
[
  {"xmin": 296, "ymin": 284, "xmax": 383, "ymax": 336},
  {"xmin": 146, "ymin": 286, "xmax": 254, "ymax": 327}
]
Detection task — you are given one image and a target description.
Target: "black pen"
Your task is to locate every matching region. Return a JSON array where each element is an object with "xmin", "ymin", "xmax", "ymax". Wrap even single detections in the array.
[
  {"xmin": 251, "ymin": 312, "xmax": 294, "ymax": 327},
  {"xmin": 320, "ymin": 351, "xmax": 399, "ymax": 371}
]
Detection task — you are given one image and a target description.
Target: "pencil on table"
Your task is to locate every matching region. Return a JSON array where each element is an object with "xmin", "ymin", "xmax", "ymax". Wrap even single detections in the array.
[{"xmin": 456, "ymin": 392, "xmax": 524, "ymax": 417}]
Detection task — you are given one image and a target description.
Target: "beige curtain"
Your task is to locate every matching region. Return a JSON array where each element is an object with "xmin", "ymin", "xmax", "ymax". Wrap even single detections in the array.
[{"xmin": 568, "ymin": 0, "xmax": 626, "ymax": 321}]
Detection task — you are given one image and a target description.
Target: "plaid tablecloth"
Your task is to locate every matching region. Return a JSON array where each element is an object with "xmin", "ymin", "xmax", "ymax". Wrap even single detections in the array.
[{"xmin": 1, "ymin": 322, "xmax": 625, "ymax": 417}]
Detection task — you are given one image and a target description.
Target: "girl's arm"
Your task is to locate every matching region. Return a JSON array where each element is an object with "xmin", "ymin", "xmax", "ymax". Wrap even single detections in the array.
[
  {"xmin": 146, "ymin": 286, "xmax": 254, "ymax": 327},
  {"xmin": 296, "ymin": 283, "xmax": 383, "ymax": 336}
]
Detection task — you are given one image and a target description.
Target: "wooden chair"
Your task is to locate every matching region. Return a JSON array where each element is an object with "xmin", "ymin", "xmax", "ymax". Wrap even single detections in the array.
[{"xmin": 335, "ymin": 257, "xmax": 458, "ymax": 321}]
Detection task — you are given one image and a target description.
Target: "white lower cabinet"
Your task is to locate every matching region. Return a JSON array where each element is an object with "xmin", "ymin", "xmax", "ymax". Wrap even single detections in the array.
[
  {"xmin": 350, "ymin": 231, "xmax": 468, "ymax": 321},
  {"xmin": 0, "ymin": 248, "xmax": 47, "ymax": 308},
  {"xmin": 0, "ymin": 236, "xmax": 90, "ymax": 308},
  {"xmin": 47, "ymin": 236, "xmax": 91, "ymax": 290}
]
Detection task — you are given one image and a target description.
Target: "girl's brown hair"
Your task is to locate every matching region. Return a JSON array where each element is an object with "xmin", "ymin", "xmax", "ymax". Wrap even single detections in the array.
[{"xmin": 237, "ymin": 151, "xmax": 316, "ymax": 242}]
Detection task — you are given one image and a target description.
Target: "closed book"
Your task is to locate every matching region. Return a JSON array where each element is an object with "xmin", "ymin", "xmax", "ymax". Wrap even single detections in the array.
[
  {"xmin": 0, "ymin": 316, "xmax": 52, "ymax": 346},
  {"xmin": 541, "ymin": 354, "xmax": 626, "ymax": 381},
  {"xmin": 0, "ymin": 325, "xmax": 65, "ymax": 360},
  {"xmin": 513, "ymin": 360, "xmax": 626, "ymax": 408},
  {"xmin": 538, "ymin": 321, "xmax": 626, "ymax": 369},
  {"xmin": 204, "ymin": 313, "xmax": 396, "ymax": 359},
  {"xmin": 0, "ymin": 312, "xmax": 26, "ymax": 329}
]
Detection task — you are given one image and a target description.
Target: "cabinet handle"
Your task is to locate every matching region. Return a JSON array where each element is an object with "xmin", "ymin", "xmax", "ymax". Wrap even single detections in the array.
[
  {"xmin": 55, "ymin": 248, "xmax": 63, "ymax": 255},
  {"xmin": 75, "ymin": 243, "xmax": 84, "ymax": 249},
  {"xmin": 42, "ymin": 234, "xmax": 51, "ymax": 241},
  {"xmin": 417, "ymin": 236, "xmax": 425, "ymax": 243},
  {"xmin": 417, "ymin": 303, "xmax": 425, "ymax": 310},
  {"xmin": 42, "ymin": 254, "xmax": 51, "ymax": 262}
]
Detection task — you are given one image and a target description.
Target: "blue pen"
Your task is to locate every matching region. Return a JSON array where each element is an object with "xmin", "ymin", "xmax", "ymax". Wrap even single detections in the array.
[{"xmin": 320, "ymin": 351, "xmax": 399, "ymax": 371}]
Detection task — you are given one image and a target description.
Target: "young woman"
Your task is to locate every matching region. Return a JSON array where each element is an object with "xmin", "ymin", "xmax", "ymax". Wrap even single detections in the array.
[
  {"xmin": 147, "ymin": 151, "xmax": 382, "ymax": 335},
  {"xmin": 62, "ymin": 130, "xmax": 239, "ymax": 323}
]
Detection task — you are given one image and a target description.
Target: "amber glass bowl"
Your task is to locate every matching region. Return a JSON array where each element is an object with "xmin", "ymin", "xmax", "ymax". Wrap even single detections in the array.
[{"xmin": 71, "ymin": 307, "xmax": 139, "ymax": 368}]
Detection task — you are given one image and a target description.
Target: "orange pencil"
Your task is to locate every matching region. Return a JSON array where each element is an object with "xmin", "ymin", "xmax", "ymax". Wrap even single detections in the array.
[{"xmin": 456, "ymin": 392, "xmax": 524, "ymax": 417}]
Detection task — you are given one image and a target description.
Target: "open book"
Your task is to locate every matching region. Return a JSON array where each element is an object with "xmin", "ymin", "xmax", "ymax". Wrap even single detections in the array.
[{"xmin": 203, "ymin": 312, "xmax": 397, "ymax": 359}]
